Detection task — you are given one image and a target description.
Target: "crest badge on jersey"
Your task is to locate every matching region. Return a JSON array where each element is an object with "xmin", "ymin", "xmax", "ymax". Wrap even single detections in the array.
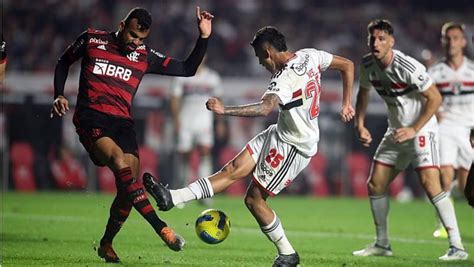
[{"xmin": 127, "ymin": 51, "xmax": 139, "ymax": 62}]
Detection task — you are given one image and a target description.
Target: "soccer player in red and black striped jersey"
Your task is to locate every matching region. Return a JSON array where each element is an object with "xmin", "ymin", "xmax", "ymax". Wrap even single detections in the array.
[{"xmin": 50, "ymin": 6, "xmax": 213, "ymax": 263}]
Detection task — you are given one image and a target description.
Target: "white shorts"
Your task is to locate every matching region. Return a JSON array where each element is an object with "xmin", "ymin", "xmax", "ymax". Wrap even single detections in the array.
[
  {"xmin": 246, "ymin": 125, "xmax": 311, "ymax": 196},
  {"xmin": 374, "ymin": 129, "xmax": 440, "ymax": 171},
  {"xmin": 176, "ymin": 115, "xmax": 213, "ymax": 152},
  {"xmin": 439, "ymin": 124, "xmax": 472, "ymax": 170}
]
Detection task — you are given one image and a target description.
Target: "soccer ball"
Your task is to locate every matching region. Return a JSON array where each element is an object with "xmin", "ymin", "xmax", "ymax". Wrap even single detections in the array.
[{"xmin": 195, "ymin": 209, "xmax": 230, "ymax": 244}]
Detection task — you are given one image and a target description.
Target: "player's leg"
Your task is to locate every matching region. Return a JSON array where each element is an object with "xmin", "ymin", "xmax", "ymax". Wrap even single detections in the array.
[
  {"xmin": 434, "ymin": 127, "xmax": 458, "ymax": 238},
  {"xmin": 245, "ymin": 181, "xmax": 299, "ymax": 266},
  {"xmin": 353, "ymin": 162, "xmax": 398, "ymax": 257},
  {"xmin": 94, "ymin": 137, "xmax": 184, "ymax": 252},
  {"xmin": 414, "ymin": 129, "xmax": 467, "ymax": 260},
  {"xmin": 98, "ymin": 166, "xmax": 133, "ymax": 263},
  {"xmin": 99, "ymin": 153, "xmax": 139, "ymax": 246},
  {"xmin": 144, "ymin": 125, "xmax": 269, "ymax": 211},
  {"xmin": 418, "ymin": 167, "xmax": 468, "ymax": 260},
  {"xmin": 433, "ymin": 166, "xmax": 455, "ymax": 238},
  {"xmin": 149, "ymin": 146, "xmax": 255, "ymax": 209}
]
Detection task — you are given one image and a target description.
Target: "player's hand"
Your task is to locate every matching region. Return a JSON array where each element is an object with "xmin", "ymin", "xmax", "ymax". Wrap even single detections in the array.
[
  {"xmin": 393, "ymin": 127, "xmax": 416, "ymax": 143},
  {"xmin": 196, "ymin": 6, "xmax": 214, "ymax": 38},
  {"xmin": 206, "ymin": 97, "xmax": 224, "ymax": 114},
  {"xmin": 340, "ymin": 105, "xmax": 355, "ymax": 122},
  {"xmin": 356, "ymin": 126, "xmax": 372, "ymax": 147},
  {"xmin": 50, "ymin": 95, "xmax": 69, "ymax": 118}
]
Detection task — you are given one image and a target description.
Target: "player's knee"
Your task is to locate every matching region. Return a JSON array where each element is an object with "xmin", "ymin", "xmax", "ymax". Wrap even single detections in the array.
[
  {"xmin": 244, "ymin": 194, "xmax": 258, "ymax": 211},
  {"xmin": 367, "ymin": 179, "xmax": 385, "ymax": 194}
]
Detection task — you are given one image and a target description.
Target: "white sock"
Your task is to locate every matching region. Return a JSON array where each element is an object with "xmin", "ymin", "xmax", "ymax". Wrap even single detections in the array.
[
  {"xmin": 261, "ymin": 211, "xmax": 295, "ymax": 255},
  {"xmin": 369, "ymin": 193, "xmax": 390, "ymax": 248},
  {"xmin": 170, "ymin": 177, "xmax": 214, "ymax": 206},
  {"xmin": 431, "ymin": 191, "xmax": 464, "ymax": 249}
]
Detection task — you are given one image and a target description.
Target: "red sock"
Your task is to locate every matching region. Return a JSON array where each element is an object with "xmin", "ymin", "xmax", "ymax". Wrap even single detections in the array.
[
  {"xmin": 100, "ymin": 191, "xmax": 132, "ymax": 245},
  {"xmin": 115, "ymin": 167, "xmax": 166, "ymax": 234}
]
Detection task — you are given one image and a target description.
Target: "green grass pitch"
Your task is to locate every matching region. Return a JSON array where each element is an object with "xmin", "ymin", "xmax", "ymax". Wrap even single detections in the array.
[{"xmin": 2, "ymin": 192, "xmax": 473, "ymax": 266}]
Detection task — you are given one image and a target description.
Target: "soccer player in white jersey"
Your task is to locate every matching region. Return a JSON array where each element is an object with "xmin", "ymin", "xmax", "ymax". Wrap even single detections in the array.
[
  {"xmin": 352, "ymin": 19, "xmax": 468, "ymax": 261},
  {"xmin": 428, "ymin": 22, "xmax": 474, "ymax": 238},
  {"xmin": 144, "ymin": 26, "xmax": 355, "ymax": 266},
  {"xmin": 170, "ymin": 59, "xmax": 222, "ymax": 194}
]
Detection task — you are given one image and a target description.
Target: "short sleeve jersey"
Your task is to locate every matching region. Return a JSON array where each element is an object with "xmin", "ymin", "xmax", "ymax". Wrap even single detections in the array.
[
  {"xmin": 359, "ymin": 49, "xmax": 436, "ymax": 130},
  {"xmin": 428, "ymin": 57, "xmax": 474, "ymax": 128},
  {"xmin": 263, "ymin": 48, "xmax": 333, "ymax": 157}
]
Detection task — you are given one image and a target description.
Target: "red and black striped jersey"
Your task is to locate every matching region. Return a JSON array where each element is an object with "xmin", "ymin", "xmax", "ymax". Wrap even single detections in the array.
[{"xmin": 56, "ymin": 28, "xmax": 207, "ymax": 119}]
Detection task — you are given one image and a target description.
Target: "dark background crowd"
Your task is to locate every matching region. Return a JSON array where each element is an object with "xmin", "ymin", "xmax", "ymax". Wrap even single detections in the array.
[
  {"xmin": 4, "ymin": 0, "xmax": 473, "ymax": 76},
  {"xmin": 1, "ymin": 0, "xmax": 473, "ymax": 198}
]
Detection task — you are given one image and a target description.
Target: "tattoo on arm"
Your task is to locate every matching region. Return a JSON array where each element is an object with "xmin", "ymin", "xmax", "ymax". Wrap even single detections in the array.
[{"xmin": 224, "ymin": 93, "xmax": 280, "ymax": 117}]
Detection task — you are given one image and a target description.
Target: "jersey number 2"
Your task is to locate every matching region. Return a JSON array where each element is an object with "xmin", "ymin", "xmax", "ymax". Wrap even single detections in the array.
[{"xmin": 305, "ymin": 80, "xmax": 320, "ymax": 119}]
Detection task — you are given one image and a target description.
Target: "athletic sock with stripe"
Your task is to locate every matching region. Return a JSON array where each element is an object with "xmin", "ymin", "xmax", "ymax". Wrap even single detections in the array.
[
  {"xmin": 170, "ymin": 177, "xmax": 214, "ymax": 206},
  {"xmin": 261, "ymin": 210, "xmax": 295, "ymax": 255},
  {"xmin": 432, "ymin": 191, "xmax": 464, "ymax": 249}
]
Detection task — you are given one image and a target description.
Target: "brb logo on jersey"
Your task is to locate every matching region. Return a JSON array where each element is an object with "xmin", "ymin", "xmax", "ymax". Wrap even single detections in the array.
[{"xmin": 92, "ymin": 59, "xmax": 132, "ymax": 81}]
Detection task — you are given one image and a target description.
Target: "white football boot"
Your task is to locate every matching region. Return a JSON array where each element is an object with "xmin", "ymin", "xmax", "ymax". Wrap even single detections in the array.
[
  {"xmin": 352, "ymin": 243, "xmax": 393, "ymax": 257},
  {"xmin": 439, "ymin": 246, "xmax": 468, "ymax": 261}
]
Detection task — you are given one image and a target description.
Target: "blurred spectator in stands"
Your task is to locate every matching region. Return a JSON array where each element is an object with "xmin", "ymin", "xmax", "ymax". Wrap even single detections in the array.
[
  {"xmin": 0, "ymin": 35, "xmax": 6, "ymax": 82},
  {"xmin": 4, "ymin": 1, "xmax": 472, "ymax": 76}
]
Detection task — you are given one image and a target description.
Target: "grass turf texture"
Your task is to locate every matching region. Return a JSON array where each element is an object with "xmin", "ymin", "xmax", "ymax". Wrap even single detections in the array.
[{"xmin": 2, "ymin": 192, "xmax": 473, "ymax": 266}]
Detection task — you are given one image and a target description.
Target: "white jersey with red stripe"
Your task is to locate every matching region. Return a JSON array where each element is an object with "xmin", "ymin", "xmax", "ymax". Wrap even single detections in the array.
[
  {"xmin": 262, "ymin": 48, "xmax": 333, "ymax": 157},
  {"xmin": 428, "ymin": 57, "xmax": 474, "ymax": 128},
  {"xmin": 360, "ymin": 49, "xmax": 436, "ymax": 131}
]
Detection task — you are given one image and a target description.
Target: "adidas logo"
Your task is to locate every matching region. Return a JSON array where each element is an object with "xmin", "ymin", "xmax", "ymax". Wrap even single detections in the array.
[{"xmin": 97, "ymin": 44, "xmax": 106, "ymax": 51}]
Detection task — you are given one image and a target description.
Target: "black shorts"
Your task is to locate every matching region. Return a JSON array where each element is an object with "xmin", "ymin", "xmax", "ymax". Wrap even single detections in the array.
[{"xmin": 73, "ymin": 108, "xmax": 139, "ymax": 166}]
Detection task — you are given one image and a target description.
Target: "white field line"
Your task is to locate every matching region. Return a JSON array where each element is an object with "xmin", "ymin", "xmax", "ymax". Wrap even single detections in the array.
[{"xmin": 3, "ymin": 212, "xmax": 473, "ymax": 246}]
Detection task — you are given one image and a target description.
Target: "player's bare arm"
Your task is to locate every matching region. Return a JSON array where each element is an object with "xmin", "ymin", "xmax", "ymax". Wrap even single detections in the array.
[
  {"xmin": 355, "ymin": 87, "xmax": 372, "ymax": 147},
  {"xmin": 206, "ymin": 94, "xmax": 280, "ymax": 117},
  {"xmin": 196, "ymin": 6, "xmax": 214, "ymax": 38},
  {"xmin": 328, "ymin": 55, "xmax": 355, "ymax": 122},
  {"xmin": 394, "ymin": 84, "xmax": 442, "ymax": 143}
]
